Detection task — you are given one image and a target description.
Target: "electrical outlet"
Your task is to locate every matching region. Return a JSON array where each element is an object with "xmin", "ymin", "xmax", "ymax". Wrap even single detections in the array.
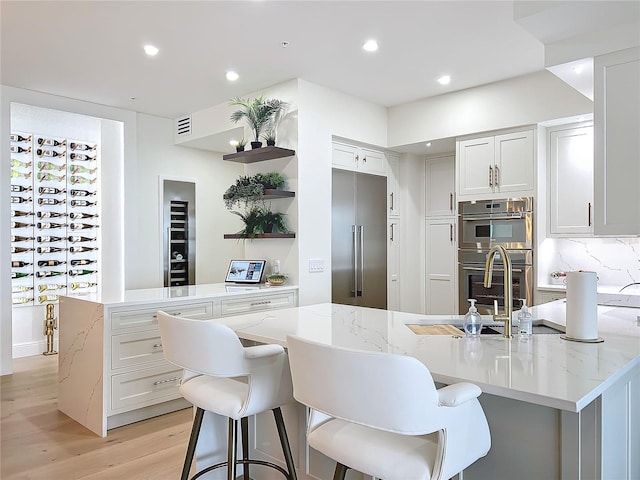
[{"xmin": 309, "ymin": 258, "xmax": 325, "ymax": 273}]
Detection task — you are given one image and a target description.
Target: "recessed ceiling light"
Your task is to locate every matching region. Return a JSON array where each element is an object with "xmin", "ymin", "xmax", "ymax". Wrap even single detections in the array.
[
  {"xmin": 143, "ymin": 45, "xmax": 159, "ymax": 56},
  {"xmin": 426, "ymin": 142, "xmax": 432, "ymax": 147},
  {"xmin": 226, "ymin": 71, "xmax": 239, "ymax": 82},
  {"xmin": 362, "ymin": 39, "xmax": 378, "ymax": 52},
  {"xmin": 229, "ymin": 139, "xmax": 239, "ymax": 146},
  {"xmin": 437, "ymin": 75, "xmax": 451, "ymax": 85}
]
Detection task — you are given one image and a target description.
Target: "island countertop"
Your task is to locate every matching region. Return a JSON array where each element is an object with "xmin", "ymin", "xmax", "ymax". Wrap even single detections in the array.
[{"xmin": 217, "ymin": 301, "xmax": 640, "ymax": 413}]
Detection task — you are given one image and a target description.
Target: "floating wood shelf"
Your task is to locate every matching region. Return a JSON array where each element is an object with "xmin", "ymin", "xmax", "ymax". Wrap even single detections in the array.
[
  {"xmin": 223, "ymin": 233, "xmax": 296, "ymax": 239},
  {"xmin": 222, "ymin": 146, "xmax": 296, "ymax": 163},
  {"xmin": 263, "ymin": 189, "xmax": 295, "ymax": 199}
]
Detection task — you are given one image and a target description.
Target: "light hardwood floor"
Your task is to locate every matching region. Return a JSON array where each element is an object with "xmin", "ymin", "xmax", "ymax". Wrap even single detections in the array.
[{"xmin": 1, "ymin": 354, "xmax": 193, "ymax": 479}]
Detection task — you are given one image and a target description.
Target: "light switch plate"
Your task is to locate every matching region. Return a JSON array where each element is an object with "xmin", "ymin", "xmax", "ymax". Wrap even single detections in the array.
[{"xmin": 309, "ymin": 258, "xmax": 325, "ymax": 273}]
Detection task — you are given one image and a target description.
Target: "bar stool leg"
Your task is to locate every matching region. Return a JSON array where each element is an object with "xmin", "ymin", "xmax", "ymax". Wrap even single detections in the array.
[
  {"xmin": 227, "ymin": 418, "xmax": 238, "ymax": 480},
  {"xmin": 241, "ymin": 416, "xmax": 250, "ymax": 480},
  {"xmin": 182, "ymin": 407, "xmax": 205, "ymax": 480},
  {"xmin": 333, "ymin": 463, "xmax": 349, "ymax": 480},
  {"xmin": 272, "ymin": 407, "xmax": 297, "ymax": 480}
]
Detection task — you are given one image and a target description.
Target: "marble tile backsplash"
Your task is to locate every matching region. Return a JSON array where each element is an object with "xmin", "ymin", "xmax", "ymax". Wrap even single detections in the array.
[{"xmin": 538, "ymin": 237, "xmax": 640, "ymax": 289}]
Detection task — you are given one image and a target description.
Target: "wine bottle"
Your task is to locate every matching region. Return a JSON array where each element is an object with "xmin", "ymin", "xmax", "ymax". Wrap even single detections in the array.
[
  {"xmin": 10, "ymin": 133, "xmax": 32, "ymax": 143},
  {"xmin": 11, "ymin": 158, "xmax": 32, "ymax": 168},
  {"xmin": 11, "ymin": 210, "xmax": 32, "ymax": 217},
  {"xmin": 37, "ymin": 211, "xmax": 67, "ymax": 219},
  {"xmin": 69, "ymin": 212, "xmax": 98, "ymax": 219},
  {"xmin": 11, "ymin": 246, "xmax": 35, "ymax": 253},
  {"xmin": 69, "ymin": 165, "xmax": 97, "ymax": 175},
  {"xmin": 37, "ymin": 235, "xmax": 65, "ymax": 243},
  {"xmin": 37, "ymin": 172, "xmax": 66, "ymax": 182},
  {"xmin": 69, "ymin": 142, "xmax": 96, "ymax": 151},
  {"xmin": 11, "ymin": 196, "xmax": 32, "ymax": 204},
  {"xmin": 70, "ymin": 259, "xmax": 96, "ymax": 266},
  {"xmin": 36, "ymin": 271, "xmax": 65, "ymax": 278},
  {"xmin": 11, "ymin": 221, "xmax": 34, "ymax": 228},
  {"xmin": 37, "ymin": 260, "xmax": 66, "ymax": 267},
  {"xmin": 68, "ymin": 269, "xmax": 96, "ymax": 276},
  {"xmin": 69, "ymin": 246, "xmax": 98, "ymax": 253},
  {"xmin": 11, "ymin": 261, "xmax": 33, "ymax": 267},
  {"xmin": 37, "ymin": 161, "xmax": 66, "ymax": 171},
  {"xmin": 69, "ymin": 152, "xmax": 96, "ymax": 161},
  {"xmin": 38, "ymin": 294, "xmax": 60, "ymax": 303},
  {"xmin": 70, "ymin": 189, "xmax": 96, "ymax": 197},
  {"xmin": 12, "ymin": 297, "xmax": 33, "ymax": 305},
  {"xmin": 71, "ymin": 282, "xmax": 97, "ymax": 290},
  {"xmin": 70, "ymin": 223, "xmax": 98, "ymax": 230},
  {"xmin": 12, "ymin": 272, "xmax": 33, "ymax": 279},
  {"xmin": 36, "ymin": 148, "xmax": 65, "ymax": 158},
  {"xmin": 70, "ymin": 175, "xmax": 96, "ymax": 185},
  {"xmin": 13, "ymin": 286, "xmax": 34, "ymax": 293},
  {"xmin": 37, "ymin": 138, "xmax": 66, "ymax": 147},
  {"xmin": 68, "ymin": 236, "xmax": 96, "ymax": 243},
  {"xmin": 11, "ymin": 170, "xmax": 32, "ymax": 180},
  {"xmin": 70, "ymin": 199, "xmax": 97, "ymax": 207},
  {"xmin": 38, "ymin": 197, "xmax": 65, "ymax": 206},
  {"xmin": 11, "ymin": 235, "xmax": 35, "ymax": 242},
  {"xmin": 10, "ymin": 145, "xmax": 31, "ymax": 154},
  {"xmin": 37, "ymin": 222, "xmax": 67, "ymax": 229},
  {"xmin": 37, "ymin": 246, "xmax": 67, "ymax": 253},
  {"xmin": 38, "ymin": 284, "xmax": 65, "ymax": 292},
  {"xmin": 38, "ymin": 186, "xmax": 66, "ymax": 195},
  {"xmin": 11, "ymin": 184, "xmax": 32, "ymax": 193}
]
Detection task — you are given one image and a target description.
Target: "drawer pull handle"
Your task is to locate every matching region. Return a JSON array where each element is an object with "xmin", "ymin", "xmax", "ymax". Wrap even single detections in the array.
[
  {"xmin": 152, "ymin": 312, "xmax": 181, "ymax": 318},
  {"xmin": 250, "ymin": 300, "xmax": 272, "ymax": 306},
  {"xmin": 153, "ymin": 376, "xmax": 180, "ymax": 386},
  {"xmin": 152, "ymin": 343, "xmax": 163, "ymax": 349}
]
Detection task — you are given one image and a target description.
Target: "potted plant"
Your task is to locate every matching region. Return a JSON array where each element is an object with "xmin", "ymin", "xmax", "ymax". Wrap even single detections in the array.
[
  {"xmin": 263, "ymin": 129, "xmax": 277, "ymax": 147},
  {"xmin": 253, "ymin": 171, "xmax": 285, "ymax": 190},
  {"xmin": 223, "ymin": 176, "xmax": 264, "ymax": 209},
  {"xmin": 235, "ymin": 138, "xmax": 246, "ymax": 152},
  {"xmin": 230, "ymin": 205, "xmax": 289, "ymax": 237},
  {"xmin": 229, "ymin": 95, "xmax": 287, "ymax": 149}
]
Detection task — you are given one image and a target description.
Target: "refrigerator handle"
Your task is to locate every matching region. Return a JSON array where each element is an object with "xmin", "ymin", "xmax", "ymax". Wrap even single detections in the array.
[
  {"xmin": 358, "ymin": 225, "xmax": 364, "ymax": 297},
  {"xmin": 352, "ymin": 225, "xmax": 358, "ymax": 298}
]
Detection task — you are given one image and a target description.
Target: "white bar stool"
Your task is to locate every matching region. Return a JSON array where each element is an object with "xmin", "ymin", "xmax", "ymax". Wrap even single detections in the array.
[{"xmin": 157, "ymin": 311, "xmax": 297, "ymax": 480}]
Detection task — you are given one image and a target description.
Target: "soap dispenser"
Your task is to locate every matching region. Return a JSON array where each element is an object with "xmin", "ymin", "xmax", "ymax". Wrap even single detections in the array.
[
  {"xmin": 463, "ymin": 299, "xmax": 483, "ymax": 338},
  {"xmin": 518, "ymin": 299, "xmax": 532, "ymax": 337}
]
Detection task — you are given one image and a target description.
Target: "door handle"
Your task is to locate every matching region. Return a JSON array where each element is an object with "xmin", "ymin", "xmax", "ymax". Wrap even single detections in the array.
[
  {"xmin": 494, "ymin": 165, "xmax": 500, "ymax": 187},
  {"xmin": 352, "ymin": 225, "xmax": 358, "ymax": 298},
  {"xmin": 449, "ymin": 193, "xmax": 453, "ymax": 212},
  {"xmin": 358, "ymin": 225, "xmax": 364, "ymax": 297},
  {"xmin": 450, "ymin": 223, "xmax": 453, "ymax": 242},
  {"xmin": 588, "ymin": 202, "xmax": 592, "ymax": 227},
  {"xmin": 390, "ymin": 192, "xmax": 394, "ymax": 211},
  {"xmin": 390, "ymin": 223, "xmax": 395, "ymax": 242},
  {"xmin": 489, "ymin": 165, "xmax": 493, "ymax": 187}
]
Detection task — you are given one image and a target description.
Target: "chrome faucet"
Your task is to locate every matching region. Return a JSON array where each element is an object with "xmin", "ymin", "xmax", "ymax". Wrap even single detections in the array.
[{"xmin": 484, "ymin": 244, "xmax": 513, "ymax": 339}]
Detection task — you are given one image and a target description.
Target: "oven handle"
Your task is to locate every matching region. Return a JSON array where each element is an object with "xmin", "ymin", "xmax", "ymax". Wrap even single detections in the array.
[
  {"xmin": 461, "ymin": 266, "xmax": 525, "ymax": 273},
  {"xmin": 461, "ymin": 213, "xmax": 524, "ymax": 221}
]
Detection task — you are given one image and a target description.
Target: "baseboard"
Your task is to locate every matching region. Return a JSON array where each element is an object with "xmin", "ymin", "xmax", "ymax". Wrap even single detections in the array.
[{"xmin": 13, "ymin": 339, "xmax": 59, "ymax": 358}]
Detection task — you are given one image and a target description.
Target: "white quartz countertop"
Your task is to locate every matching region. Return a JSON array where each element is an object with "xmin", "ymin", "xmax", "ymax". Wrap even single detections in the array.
[
  {"xmin": 64, "ymin": 283, "xmax": 298, "ymax": 307},
  {"xmin": 217, "ymin": 302, "xmax": 640, "ymax": 413}
]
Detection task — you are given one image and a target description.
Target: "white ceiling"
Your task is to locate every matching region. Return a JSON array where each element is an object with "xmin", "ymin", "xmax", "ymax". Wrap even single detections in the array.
[{"xmin": 1, "ymin": 0, "xmax": 637, "ymax": 154}]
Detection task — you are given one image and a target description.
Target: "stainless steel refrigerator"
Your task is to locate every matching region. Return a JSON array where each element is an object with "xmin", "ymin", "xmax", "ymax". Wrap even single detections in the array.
[{"xmin": 332, "ymin": 169, "xmax": 387, "ymax": 309}]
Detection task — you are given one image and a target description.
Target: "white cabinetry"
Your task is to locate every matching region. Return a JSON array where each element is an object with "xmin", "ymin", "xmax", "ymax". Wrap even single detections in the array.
[
  {"xmin": 594, "ymin": 47, "xmax": 640, "ymax": 235},
  {"xmin": 388, "ymin": 217, "xmax": 401, "ymax": 311},
  {"xmin": 332, "ymin": 141, "xmax": 387, "ymax": 176},
  {"xmin": 425, "ymin": 156, "xmax": 457, "ymax": 315},
  {"xmin": 548, "ymin": 123, "xmax": 594, "ymax": 236},
  {"xmin": 457, "ymin": 129, "xmax": 535, "ymax": 201},
  {"xmin": 387, "ymin": 153, "xmax": 401, "ymax": 217}
]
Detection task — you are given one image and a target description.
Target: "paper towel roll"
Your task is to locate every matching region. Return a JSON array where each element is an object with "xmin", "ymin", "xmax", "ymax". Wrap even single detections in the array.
[{"xmin": 565, "ymin": 271, "xmax": 598, "ymax": 340}]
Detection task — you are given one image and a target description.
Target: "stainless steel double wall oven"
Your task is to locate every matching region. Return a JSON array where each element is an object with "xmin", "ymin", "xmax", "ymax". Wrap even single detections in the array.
[{"xmin": 458, "ymin": 197, "xmax": 533, "ymax": 315}]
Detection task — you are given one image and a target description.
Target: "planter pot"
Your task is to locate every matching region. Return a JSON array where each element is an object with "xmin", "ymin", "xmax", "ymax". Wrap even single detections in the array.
[
  {"xmin": 266, "ymin": 139, "xmax": 276, "ymax": 147},
  {"xmin": 251, "ymin": 141, "xmax": 263, "ymax": 149},
  {"xmin": 263, "ymin": 223, "xmax": 274, "ymax": 234},
  {"xmin": 236, "ymin": 146, "xmax": 245, "ymax": 152}
]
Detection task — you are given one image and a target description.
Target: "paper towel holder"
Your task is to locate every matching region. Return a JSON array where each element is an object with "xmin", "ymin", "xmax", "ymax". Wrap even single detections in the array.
[{"xmin": 560, "ymin": 334, "xmax": 604, "ymax": 343}]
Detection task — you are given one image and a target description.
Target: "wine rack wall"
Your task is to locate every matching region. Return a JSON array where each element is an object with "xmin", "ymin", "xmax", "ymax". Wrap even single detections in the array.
[{"xmin": 10, "ymin": 131, "xmax": 99, "ymax": 306}]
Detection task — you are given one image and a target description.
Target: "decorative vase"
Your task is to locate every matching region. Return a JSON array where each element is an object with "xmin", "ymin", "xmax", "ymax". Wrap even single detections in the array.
[
  {"xmin": 236, "ymin": 145, "xmax": 245, "ymax": 152},
  {"xmin": 266, "ymin": 139, "xmax": 276, "ymax": 147},
  {"xmin": 251, "ymin": 141, "xmax": 263, "ymax": 149}
]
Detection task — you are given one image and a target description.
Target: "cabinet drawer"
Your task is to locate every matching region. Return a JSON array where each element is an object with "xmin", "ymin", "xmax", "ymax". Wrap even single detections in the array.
[
  {"xmin": 111, "ymin": 301, "xmax": 214, "ymax": 331},
  {"xmin": 111, "ymin": 330, "xmax": 165, "ymax": 370},
  {"xmin": 111, "ymin": 363, "xmax": 183, "ymax": 412},
  {"xmin": 220, "ymin": 292, "xmax": 296, "ymax": 316}
]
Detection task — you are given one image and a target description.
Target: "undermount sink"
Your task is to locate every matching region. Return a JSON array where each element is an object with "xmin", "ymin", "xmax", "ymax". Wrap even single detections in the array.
[{"xmin": 457, "ymin": 319, "xmax": 565, "ymax": 335}]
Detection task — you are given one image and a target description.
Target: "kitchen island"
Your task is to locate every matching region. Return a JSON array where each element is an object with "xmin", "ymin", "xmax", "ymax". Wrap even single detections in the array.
[
  {"xmin": 206, "ymin": 301, "xmax": 639, "ymax": 480},
  {"xmin": 58, "ymin": 283, "xmax": 298, "ymax": 437}
]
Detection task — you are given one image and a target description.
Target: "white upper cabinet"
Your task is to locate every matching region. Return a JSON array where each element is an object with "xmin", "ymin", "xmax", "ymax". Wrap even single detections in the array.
[
  {"xmin": 387, "ymin": 153, "xmax": 401, "ymax": 217},
  {"xmin": 594, "ymin": 47, "xmax": 640, "ymax": 235},
  {"xmin": 548, "ymin": 123, "xmax": 594, "ymax": 236},
  {"xmin": 457, "ymin": 129, "xmax": 535, "ymax": 200},
  {"xmin": 425, "ymin": 155, "xmax": 455, "ymax": 217},
  {"xmin": 332, "ymin": 141, "xmax": 387, "ymax": 177}
]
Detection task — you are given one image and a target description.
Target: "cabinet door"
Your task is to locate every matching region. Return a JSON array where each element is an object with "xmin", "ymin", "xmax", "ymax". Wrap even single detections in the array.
[
  {"xmin": 332, "ymin": 142, "xmax": 358, "ymax": 171},
  {"xmin": 495, "ymin": 130, "xmax": 535, "ymax": 194},
  {"xmin": 549, "ymin": 124, "xmax": 594, "ymax": 236},
  {"xmin": 388, "ymin": 218, "xmax": 401, "ymax": 311},
  {"xmin": 425, "ymin": 218, "xmax": 457, "ymax": 315},
  {"xmin": 387, "ymin": 153, "xmax": 401, "ymax": 217},
  {"xmin": 359, "ymin": 148, "xmax": 387, "ymax": 176},
  {"xmin": 594, "ymin": 47, "xmax": 640, "ymax": 235},
  {"xmin": 457, "ymin": 137, "xmax": 494, "ymax": 198},
  {"xmin": 426, "ymin": 156, "xmax": 455, "ymax": 217}
]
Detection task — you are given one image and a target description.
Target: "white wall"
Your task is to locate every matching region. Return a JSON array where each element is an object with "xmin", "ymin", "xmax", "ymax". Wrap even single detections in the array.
[{"xmin": 388, "ymin": 70, "xmax": 593, "ymax": 147}]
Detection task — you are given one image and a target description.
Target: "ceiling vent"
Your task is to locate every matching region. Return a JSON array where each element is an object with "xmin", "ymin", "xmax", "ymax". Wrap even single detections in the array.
[{"xmin": 176, "ymin": 116, "xmax": 192, "ymax": 137}]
